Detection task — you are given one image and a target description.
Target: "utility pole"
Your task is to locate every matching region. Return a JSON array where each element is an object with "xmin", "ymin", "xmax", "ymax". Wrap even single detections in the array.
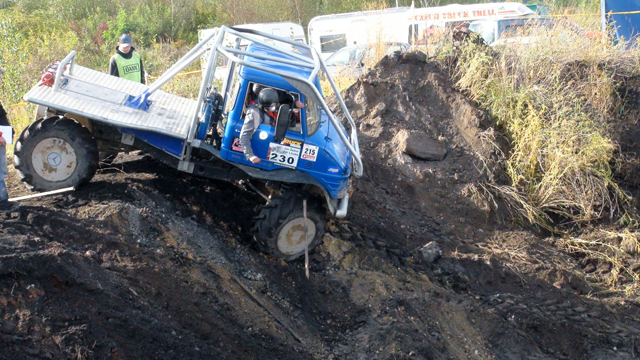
[
  {"xmin": 171, "ymin": 0, "xmax": 175, "ymax": 39},
  {"xmin": 600, "ymin": 0, "xmax": 606, "ymax": 39}
]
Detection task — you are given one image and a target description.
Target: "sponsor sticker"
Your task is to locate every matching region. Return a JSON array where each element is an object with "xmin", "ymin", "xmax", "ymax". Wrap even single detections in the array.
[
  {"xmin": 301, "ymin": 144, "xmax": 319, "ymax": 162},
  {"xmin": 282, "ymin": 138, "xmax": 303, "ymax": 148},
  {"xmin": 268, "ymin": 142, "xmax": 301, "ymax": 169},
  {"xmin": 328, "ymin": 167, "xmax": 340, "ymax": 173}
]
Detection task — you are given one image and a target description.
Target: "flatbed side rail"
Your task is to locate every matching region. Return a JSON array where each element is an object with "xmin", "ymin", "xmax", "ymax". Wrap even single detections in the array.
[{"xmin": 53, "ymin": 50, "xmax": 77, "ymax": 92}]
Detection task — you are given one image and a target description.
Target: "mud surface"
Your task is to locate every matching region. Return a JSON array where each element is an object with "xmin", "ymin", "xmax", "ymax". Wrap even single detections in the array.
[{"xmin": 2, "ymin": 52, "xmax": 640, "ymax": 359}]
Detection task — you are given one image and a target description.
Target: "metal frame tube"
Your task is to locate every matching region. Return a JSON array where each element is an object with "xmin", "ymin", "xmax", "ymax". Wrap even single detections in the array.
[
  {"xmin": 181, "ymin": 28, "xmax": 226, "ymax": 160},
  {"xmin": 53, "ymin": 50, "xmax": 77, "ymax": 92},
  {"xmin": 231, "ymin": 26, "xmax": 313, "ymax": 50},
  {"xmin": 223, "ymin": 26, "xmax": 315, "ymax": 65},
  {"xmin": 222, "ymin": 37, "xmax": 242, "ymax": 107},
  {"xmin": 223, "ymin": 48, "xmax": 316, "ymax": 69},
  {"xmin": 147, "ymin": 48, "xmax": 208, "ymax": 94},
  {"xmin": 149, "ymin": 29, "xmax": 220, "ymax": 88}
]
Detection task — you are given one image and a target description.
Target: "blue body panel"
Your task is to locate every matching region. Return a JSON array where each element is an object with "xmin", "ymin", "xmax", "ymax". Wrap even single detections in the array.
[
  {"xmin": 196, "ymin": 99, "xmax": 213, "ymax": 140},
  {"xmin": 121, "ymin": 128, "xmax": 185, "ymax": 158},
  {"xmin": 219, "ymin": 43, "xmax": 351, "ymax": 199}
]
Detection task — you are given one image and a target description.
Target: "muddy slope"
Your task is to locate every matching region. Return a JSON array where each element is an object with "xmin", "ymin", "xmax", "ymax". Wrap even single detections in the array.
[{"xmin": 2, "ymin": 52, "xmax": 640, "ymax": 360}]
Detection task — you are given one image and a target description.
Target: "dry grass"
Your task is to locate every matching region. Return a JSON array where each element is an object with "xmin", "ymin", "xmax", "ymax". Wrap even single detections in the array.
[
  {"xmin": 557, "ymin": 229, "xmax": 640, "ymax": 297},
  {"xmin": 438, "ymin": 23, "xmax": 640, "ymax": 231},
  {"xmin": 430, "ymin": 16, "xmax": 640, "ymax": 296}
]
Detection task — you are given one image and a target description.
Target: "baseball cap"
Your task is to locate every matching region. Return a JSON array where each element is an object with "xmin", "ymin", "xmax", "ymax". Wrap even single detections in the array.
[{"xmin": 119, "ymin": 34, "xmax": 133, "ymax": 46}]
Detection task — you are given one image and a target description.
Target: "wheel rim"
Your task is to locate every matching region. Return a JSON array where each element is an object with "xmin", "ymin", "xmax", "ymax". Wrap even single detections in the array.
[
  {"xmin": 277, "ymin": 217, "xmax": 317, "ymax": 256},
  {"xmin": 31, "ymin": 138, "xmax": 78, "ymax": 182}
]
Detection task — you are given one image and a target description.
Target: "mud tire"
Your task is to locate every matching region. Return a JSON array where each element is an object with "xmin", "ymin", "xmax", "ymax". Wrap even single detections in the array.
[
  {"xmin": 13, "ymin": 116, "xmax": 99, "ymax": 191},
  {"xmin": 253, "ymin": 192, "xmax": 326, "ymax": 261}
]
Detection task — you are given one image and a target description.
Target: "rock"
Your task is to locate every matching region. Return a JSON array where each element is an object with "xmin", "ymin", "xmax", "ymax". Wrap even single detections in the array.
[
  {"xmin": 395, "ymin": 130, "xmax": 447, "ymax": 161},
  {"xmin": 372, "ymin": 102, "xmax": 386, "ymax": 118},
  {"xmin": 420, "ymin": 242, "xmax": 442, "ymax": 263},
  {"xmin": 574, "ymin": 306, "xmax": 587, "ymax": 313}
]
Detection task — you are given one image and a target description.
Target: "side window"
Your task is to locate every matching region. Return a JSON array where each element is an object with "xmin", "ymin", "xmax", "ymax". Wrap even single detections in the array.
[
  {"xmin": 244, "ymin": 82, "xmax": 303, "ymax": 133},
  {"xmin": 305, "ymin": 96, "xmax": 320, "ymax": 136},
  {"xmin": 320, "ymin": 34, "xmax": 347, "ymax": 53}
]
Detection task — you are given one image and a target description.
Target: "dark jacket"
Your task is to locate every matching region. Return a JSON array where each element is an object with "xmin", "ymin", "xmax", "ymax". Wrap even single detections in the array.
[
  {"xmin": 109, "ymin": 46, "xmax": 146, "ymax": 84},
  {"xmin": 0, "ymin": 103, "xmax": 8, "ymax": 126},
  {"xmin": 0, "ymin": 103, "xmax": 13, "ymax": 138}
]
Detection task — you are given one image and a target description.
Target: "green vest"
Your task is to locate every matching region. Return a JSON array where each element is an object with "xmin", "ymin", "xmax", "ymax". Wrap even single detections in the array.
[{"xmin": 115, "ymin": 52, "xmax": 142, "ymax": 83}]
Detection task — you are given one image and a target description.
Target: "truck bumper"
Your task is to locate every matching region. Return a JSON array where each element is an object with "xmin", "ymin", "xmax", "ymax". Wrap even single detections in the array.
[{"xmin": 335, "ymin": 192, "xmax": 349, "ymax": 218}]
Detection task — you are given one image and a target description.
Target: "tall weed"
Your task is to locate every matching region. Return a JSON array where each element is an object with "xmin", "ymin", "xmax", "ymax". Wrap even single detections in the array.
[{"xmin": 443, "ymin": 25, "xmax": 636, "ymax": 230}]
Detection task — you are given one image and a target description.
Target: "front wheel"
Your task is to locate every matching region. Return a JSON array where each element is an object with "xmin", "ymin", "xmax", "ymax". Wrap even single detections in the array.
[
  {"xmin": 13, "ymin": 116, "xmax": 99, "ymax": 191},
  {"xmin": 253, "ymin": 192, "xmax": 326, "ymax": 261}
]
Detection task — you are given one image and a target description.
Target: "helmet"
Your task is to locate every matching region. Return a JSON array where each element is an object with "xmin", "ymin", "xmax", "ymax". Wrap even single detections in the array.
[{"xmin": 258, "ymin": 88, "xmax": 279, "ymax": 112}]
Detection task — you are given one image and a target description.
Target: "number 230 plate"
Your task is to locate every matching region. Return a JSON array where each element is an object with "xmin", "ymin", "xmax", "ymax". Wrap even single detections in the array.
[{"xmin": 268, "ymin": 143, "xmax": 300, "ymax": 169}]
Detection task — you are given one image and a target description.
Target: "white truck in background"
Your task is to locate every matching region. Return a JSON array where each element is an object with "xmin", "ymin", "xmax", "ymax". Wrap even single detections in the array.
[{"xmin": 308, "ymin": 2, "xmax": 535, "ymax": 60}]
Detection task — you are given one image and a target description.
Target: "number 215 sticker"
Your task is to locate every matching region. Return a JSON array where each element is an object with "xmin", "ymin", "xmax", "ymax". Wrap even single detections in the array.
[{"xmin": 301, "ymin": 144, "xmax": 319, "ymax": 162}]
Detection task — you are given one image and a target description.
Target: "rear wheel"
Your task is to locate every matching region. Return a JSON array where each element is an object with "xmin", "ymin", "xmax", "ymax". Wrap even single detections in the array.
[
  {"xmin": 13, "ymin": 116, "xmax": 99, "ymax": 191},
  {"xmin": 253, "ymin": 192, "xmax": 326, "ymax": 261}
]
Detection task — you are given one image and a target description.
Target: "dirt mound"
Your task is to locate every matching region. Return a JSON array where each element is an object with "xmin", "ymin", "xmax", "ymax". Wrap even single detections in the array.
[
  {"xmin": 2, "ymin": 53, "xmax": 640, "ymax": 359},
  {"xmin": 340, "ymin": 51, "xmax": 503, "ymax": 252}
]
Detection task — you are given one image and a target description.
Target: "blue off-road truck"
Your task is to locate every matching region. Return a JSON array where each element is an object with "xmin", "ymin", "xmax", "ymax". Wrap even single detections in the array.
[{"xmin": 15, "ymin": 26, "xmax": 363, "ymax": 260}]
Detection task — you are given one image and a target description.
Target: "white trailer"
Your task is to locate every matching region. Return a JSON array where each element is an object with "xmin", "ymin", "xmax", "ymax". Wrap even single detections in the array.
[
  {"xmin": 308, "ymin": 2, "xmax": 535, "ymax": 60},
  {"xmin": 308, "ymin": 7, "xmax": 410, "ymax": 61}
]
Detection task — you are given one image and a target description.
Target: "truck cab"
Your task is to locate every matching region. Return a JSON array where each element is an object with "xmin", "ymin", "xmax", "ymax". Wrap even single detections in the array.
[{"xmin": 218, "ymin": 43, "xmax": 351, "ymax": 201}]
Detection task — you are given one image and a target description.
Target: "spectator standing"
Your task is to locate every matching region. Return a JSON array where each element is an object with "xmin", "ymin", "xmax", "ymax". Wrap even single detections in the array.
[
  {"xmin": 109, "ymin": 34, "xmax": 146, "ymax": 84},
  {"xmin": 0, "ymin": 67, "xmax": 19, "ymax": 212}
]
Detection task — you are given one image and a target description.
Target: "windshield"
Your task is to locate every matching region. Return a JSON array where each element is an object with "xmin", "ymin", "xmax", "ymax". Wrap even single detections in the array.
[
  {"xmin": 497, "ymin": 18, "xmax": 554, "ymax": 40},
  {"xmin": 325, "ymin": 46, "xmax": 367, "ymax": 66},
  {"xmin": 305, "ymin": 96, "xmax": 321, "ymax": 136},
  {"xmin": 469, "ymin": 21, "xmax": 495, "ymax": 44}
]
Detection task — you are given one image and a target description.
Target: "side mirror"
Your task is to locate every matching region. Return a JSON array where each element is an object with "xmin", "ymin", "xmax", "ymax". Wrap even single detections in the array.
[{"xmin": 273, "ymin": 104, "xmax": 291, "ymax": 143}]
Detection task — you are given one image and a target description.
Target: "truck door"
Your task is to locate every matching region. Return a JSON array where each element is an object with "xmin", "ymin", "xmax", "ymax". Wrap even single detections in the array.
[{"xmin": 226, "ymin": 84, "xmax": 307, "ymax": 170}]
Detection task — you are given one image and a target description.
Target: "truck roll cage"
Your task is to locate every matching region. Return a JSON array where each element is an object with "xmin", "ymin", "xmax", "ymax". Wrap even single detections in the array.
[{"xmin": 48, "ymin": 25, "xmax": 363, "ymax": 178}]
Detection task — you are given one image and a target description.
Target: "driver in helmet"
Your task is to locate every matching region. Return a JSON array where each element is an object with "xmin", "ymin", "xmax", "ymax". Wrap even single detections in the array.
[
  {"xmin": 251, "ymin": 83, "xmax": 304, "ymax": 111},
  {"xmin": 239, "ymin": 87, "xmax": 280, "ymax": 164}
]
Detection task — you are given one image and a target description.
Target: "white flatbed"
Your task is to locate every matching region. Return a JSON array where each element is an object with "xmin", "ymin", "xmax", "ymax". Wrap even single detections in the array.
[{"xmin": 23, "ymin": 64, "xmax": 197, "ymax": 139}]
